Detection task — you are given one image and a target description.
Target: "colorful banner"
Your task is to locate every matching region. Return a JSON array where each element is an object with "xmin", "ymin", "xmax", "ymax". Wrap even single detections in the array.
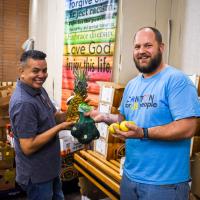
[{"xmin": 62, "ymin": 0, "xmax": 118, "ymax": 110}]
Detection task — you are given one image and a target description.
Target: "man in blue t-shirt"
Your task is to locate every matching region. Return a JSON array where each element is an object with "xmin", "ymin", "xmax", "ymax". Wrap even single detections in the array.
[
  {"xmin": 86, "ymin": 27, "xmax": 200, "ymax": 200},
  {"xmin": 9, "ymin": 50, "xmax": 74, "ymax": 200}
]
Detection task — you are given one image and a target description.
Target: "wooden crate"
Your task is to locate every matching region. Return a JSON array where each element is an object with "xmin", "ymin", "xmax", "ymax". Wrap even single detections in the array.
[{"xmin": 74, "ymin": 150, "xmax": 121, "ymax": 200}]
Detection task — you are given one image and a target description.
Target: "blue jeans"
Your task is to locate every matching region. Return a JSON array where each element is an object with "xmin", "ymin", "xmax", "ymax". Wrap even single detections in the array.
[
  {"xmin": 120, "ymin": 173, "xmax": 190, "ymax": 200},
  {"xmin": 19, "ymin": 176, "xmax": 64, "ymax": 200}
]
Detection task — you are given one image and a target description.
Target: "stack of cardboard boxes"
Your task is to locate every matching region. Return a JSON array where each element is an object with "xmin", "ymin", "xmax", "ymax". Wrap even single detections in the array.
[
  {"xmin": 94, "ymin": 82, "xmax": 125, "ymax": 160},
  {"xmin": 0, "ymin": 82, "xmax": 16, "ymax": 191},
  {"xmin": 0, "ymin": 83, "xmax": 15, "ymax": 127},
  {"xmin": 0, "ymin": 142, "xmax": 15, "ymax": 191},
  {"xmin": 189, "ymin": 75, "xmax": 200, "ymax": 199},
  {"xmin": 191, "ymin": 126, "xmax": 200, "ymax": 199},
  {"xmin": 59, "ymin": 130, "xmax": 84, "ymax": 182},
  {"xmin": 59, "ymin": 130, "xmax": 84, "ymax": 157}
]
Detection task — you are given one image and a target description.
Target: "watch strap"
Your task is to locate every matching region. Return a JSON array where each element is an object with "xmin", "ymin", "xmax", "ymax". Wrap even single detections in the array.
[{"xmin": 142, "ymin": 128, "xmax": 148, "ymax": 139}]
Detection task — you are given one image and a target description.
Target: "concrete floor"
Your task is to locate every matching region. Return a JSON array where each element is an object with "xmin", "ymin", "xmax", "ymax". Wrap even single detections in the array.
[
  {"xmin": 1, "ymin": 192, "xmax": 81, "ymax": 200},
  {"xmin": 0, "ymin": 179, "xmax": 82, "ymax": 200},
  {"xmin": 65, "ymin": 192, "xmax": 81, "ymax": 200},
  {"xmin": 0, "ymin": 178, "xmax": 110, "ymax": 200}
]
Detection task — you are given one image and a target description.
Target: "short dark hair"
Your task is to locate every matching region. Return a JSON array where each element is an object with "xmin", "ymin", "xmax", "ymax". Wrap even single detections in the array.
[
  {"xmin": 134, "ymin": 26, "xmax": 163, "ymax": 44},
  {"xmin": 20, "ymin": 50, "xmax": 46, "ymax": 64}
]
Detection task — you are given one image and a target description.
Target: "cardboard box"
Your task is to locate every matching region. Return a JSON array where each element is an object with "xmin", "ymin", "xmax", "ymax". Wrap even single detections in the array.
[
  {"xmin": 59, "ymin": 130, "xmax": 84, "ymax": 156},
  {"xmin": 0, "ymin": 84, "xmax": 15, "ymax": 111},
  {"xmin": 98, "ymin": 103, "xmax": 111, "ymax": 114},
  {"xmin": 0, "ymin": 105, "xmax": 9, "ymax": 120},
  {"xmin": 188, "ymin": 74, "xmax": 200, "ymax": 96},
  {"xmin": 98, "ymin": 103, "xmax": 120, "ymax": 115},
  {"xmin": 59, "ymin": 130, "xmax": 72, "ymax": 139},
  {"xmin": 0, "ymin": 126, "xmax": 7, "ymax": 141},
  {"xmin": 97, "ymin": 82, "xmax": 125, "ymax": 107},
  {"xmin": 120, "ymin": 157, "xmax": 125, "ymax": 176},
  {"xmin": 94, "ymin": 138, "xmax": 125, "ymax": 160},
  {"xmin": 191, "ymin": 136, "xmax": 200, "ymax": 156},
  {"xmin": 96, "ymin": 123, "xmax": 109, "ymax": 139},
  {"xmin": 0, "ymin": 85, "xmax": 14, "ymax": 97},
  {"xmin": 0, "ymin": 143, "xmax": 15, "ymax": 169},
  {"xmin": 6, "ymin": 124, "xmax": 14, "ymax": 148},
  {"xmin": 191, "ymin": 153, "xmax": 200, "ymax": 198},
  {"xmin": 0, "ymin": 82, "xmax": 16, "ymax": 87},
  {"xmin": 0, "ymin": 96, "xmax": 10, "ymax": 108},
  {"xmin": 0, "ymin": 168, "xmax": 16, "ymax": 191},
  {"xmin": 194, "ymin": 118, "xmax": 200, "ymax": 136},
  {"xmin": 0, "ymin": 116, "xmax": 10, "ymax": 127},
  {"xmin": 96, "ymin": 123, "xmax": 124, "ymax": 143},
  {"xmin": 0, "ymin": 94, "xmax": 10, "ymax": 122},
  {"xmin": 92, "ymin": 82, "xmax": 126, "ymax": 160}
]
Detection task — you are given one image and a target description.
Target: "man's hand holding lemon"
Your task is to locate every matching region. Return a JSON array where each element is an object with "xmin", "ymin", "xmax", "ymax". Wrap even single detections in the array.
[
  {"xmin": 109, "ymin": 120, "xmax": 144, "ymax": 139},
  {"xmin": 84, "ymin": 110, "xmax": 145, "ymax": 139}
]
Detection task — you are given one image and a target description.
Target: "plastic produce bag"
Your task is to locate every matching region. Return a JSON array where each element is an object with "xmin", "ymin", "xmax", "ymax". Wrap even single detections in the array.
[{"xmin": 71, "ymin": 103, "xmax": 100, "ymax": 144}]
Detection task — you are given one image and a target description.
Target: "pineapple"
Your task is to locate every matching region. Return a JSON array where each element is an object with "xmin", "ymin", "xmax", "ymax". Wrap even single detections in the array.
[{"xmin": 66, "ymin": 68, "xmax": 88, "ymax": 122}]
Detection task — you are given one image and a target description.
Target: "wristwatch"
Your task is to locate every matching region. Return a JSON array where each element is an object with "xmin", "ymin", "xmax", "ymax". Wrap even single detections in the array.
[{"xmin": 142, "ymin": 128, "xmax": 149, "ymax": 139}]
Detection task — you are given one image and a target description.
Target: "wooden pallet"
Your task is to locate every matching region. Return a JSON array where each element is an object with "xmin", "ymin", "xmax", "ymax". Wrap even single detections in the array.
[{"xmin": 74, "ymin": 150, "xmax": 121, "ymax": 200}]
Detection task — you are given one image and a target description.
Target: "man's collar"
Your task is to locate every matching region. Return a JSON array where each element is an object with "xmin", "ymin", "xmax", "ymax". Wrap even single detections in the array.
[{"xmin": 17, "ymin": 79, "xmax": 42, "ymax": 96}]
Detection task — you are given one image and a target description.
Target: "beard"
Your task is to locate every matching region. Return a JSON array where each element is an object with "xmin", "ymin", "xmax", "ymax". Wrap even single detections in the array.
[{"xmin": 134, "ymin": 50, "xmax": 162, "ymax": 74}]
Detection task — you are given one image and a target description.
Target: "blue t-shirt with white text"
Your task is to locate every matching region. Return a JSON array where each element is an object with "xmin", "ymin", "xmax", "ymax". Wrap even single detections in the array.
[{"xmin": 119, "ymin": 66, "xmax": 200, "ymax": 185}]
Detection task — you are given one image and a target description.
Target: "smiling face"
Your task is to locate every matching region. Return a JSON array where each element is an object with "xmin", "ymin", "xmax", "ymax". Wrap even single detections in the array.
[
  {"xmin": 19, "ymin": 58, "xmax": 48, "ymax": 89},
  {"xmin": 133, "ymin": 28, "xmax": 164, "ymax": 77}
]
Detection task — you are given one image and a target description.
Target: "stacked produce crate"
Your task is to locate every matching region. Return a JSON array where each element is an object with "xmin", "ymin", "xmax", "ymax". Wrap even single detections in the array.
[
  {"xmin": 0, "ymin": 82, "xmax": 16, "ymax": 191},
  {"xmin": 59, "ymin": 130, "xmax": 83, "ymax": 182},
  {"xmin": 0, "ymin": 142, "xmax": 15, "ymax": 191},
  {"xmin": 94, "ymin": 82, "xmax": 125, "ymax": 160},
  {"xmin": 59, "ymin": 130, "xmax": 84, "ymax": 157}
]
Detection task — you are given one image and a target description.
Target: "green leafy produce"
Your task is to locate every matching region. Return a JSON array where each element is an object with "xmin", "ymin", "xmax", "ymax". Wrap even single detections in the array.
[
  {"xmin": 71, "ymin": 109, "xmax": 100, "ymax": 144},
  {"xmin": 78, "ymin": 102, "xmax": 93, "ymax": 113}
]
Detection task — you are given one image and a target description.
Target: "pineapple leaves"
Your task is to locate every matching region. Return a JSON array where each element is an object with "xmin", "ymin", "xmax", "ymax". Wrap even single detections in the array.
[{"xmin": 66, "ymin": 67, "xmax": 89, "ymax": 122}]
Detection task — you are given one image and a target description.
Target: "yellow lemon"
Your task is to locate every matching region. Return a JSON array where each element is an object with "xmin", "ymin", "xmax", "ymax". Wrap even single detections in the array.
[
  {"xmin": 120, "ymin": 121, "xmax": 135, "ymax": 132},
  {"xmin": 108, "ymin": 123, "xmax": 120, "ymax": 134}
]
